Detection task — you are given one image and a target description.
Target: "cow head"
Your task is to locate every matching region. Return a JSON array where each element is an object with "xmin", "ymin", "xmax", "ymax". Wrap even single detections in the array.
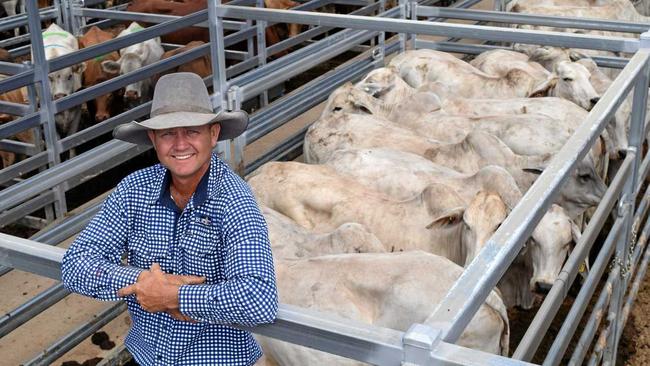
[
  {"xmin": 48, "ymin": 63, "xmax": 85, "ymax": 101},
  {"xmin": 355, "ymin": 67, "xmax": 409, "ymax": 100},
  {"xmin": 460, "ymin": 191, "xmax": 508, "ymax": 266},
  {"xmin": 320, "ymin": 83, "xmax": 374, "ymax": 118},
  {"xmin": 102, "ymin": 50, "xmax": 149, "ymax": 103},
  {"xmin": 523, "ymin": 155, "xmax": 606, "ymax": 219},
  {"xmin": 550, "ymin": 61, "xmax": 601, "ymax": 111},
  {"xmin": 528, "ymin": 204, "xmax": 578, "ymax": 292}
]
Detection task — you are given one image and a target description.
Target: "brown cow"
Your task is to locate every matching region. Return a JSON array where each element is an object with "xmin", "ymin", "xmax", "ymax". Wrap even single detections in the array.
[
  {"xmin": 78, "ymin": 26, "xmax": 123, "ymax": 123},
  {"xmin": 126, "ymin": 0, "xmax": 298, "ymax": 56},
  {"xmin": 154, "ymin": 41, "xmax": 212, "ymax": 86},
  {"xmin": 0, "ymin": 81, "xmax": 33, "ymax": 169}
]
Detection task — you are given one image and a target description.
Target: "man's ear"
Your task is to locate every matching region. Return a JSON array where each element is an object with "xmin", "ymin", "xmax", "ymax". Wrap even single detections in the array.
[
  {"xmin": 210, "ymin": 123, "xmax": 221, "ymax": 146},
  {"xmin": 147, "ymin": 130, "xmax": 156, "ymax": 145}
]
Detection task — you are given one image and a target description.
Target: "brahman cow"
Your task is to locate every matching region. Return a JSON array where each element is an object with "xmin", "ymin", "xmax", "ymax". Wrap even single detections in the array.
[
  {"xmin": 388, "ymin": 49, "xmax": 600, "ymax": 107},
  {"xmin": 263, "ymin": 205, "xmax": 384, "ymax": 259},
  {"xmin": 258, "ymin": 251, "xmax": 509, "ymax": 365},
  {"xmin": 101, "ymin": 22, "xmax": 164, "ymax": 106}
]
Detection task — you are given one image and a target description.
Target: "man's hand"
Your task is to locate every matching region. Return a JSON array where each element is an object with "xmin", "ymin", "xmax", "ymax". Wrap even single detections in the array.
[{"xmin": 117, "ymin": 263, "xmax": 204, "ymax": 315}]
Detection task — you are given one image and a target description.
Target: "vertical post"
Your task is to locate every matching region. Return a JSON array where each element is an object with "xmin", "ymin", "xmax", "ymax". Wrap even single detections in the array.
[
  {"xmin": 604, "ymin": 39, "xmax": 650, "ymax": 365},
  {"xmin": 208, "ymin": 0, "xmax": 234, "ymax": 166},
  {"xmin": 256, "ymin": 0, "xmax": 269, "ymax": 108},
  {"xmin": 25, "ymin": 71, "xmax": 54, "ymax": 223},
  {"xmin": 409, "ymin": 0, "xmax": 417, "ymax": 49},
  {"xmin": 377, "ymin": 0, "xmax": 386, "ymax": 64},
  {"xmin": 68, "ymin": 0, "xmax": 85, "ymax": 36},
  {"xmin": 398, "ymin": 0, "xmax": 407, "ymax": 52},
  {"xmin": 26, "ymin": 0, "xmax": 67, "ymax": 217},
  {"xmin": 228, "ymin": 86, "xmax": 246, "ymax": 177}
]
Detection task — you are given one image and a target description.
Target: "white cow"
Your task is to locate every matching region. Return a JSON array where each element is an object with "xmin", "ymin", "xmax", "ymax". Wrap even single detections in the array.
[
  {"xmin": 304, "ymin": 112, "xmax": 442, "ymax": 164},
  {"xmin": 470, "ymin": 49, "xmax": 601, "ymax": 111},
  {"xmin": 1, "ymin": 0, "xmax": 24, "ymax": 36},
  {"xmin": 388, "ymin": 49, "xmax": 599, "ymax": 106},
  {"xmin": 326, "ymin": 146, "xmax": 604, "ymax": 221},
  {"xmin": 258, "ymin": 251, "xmax": 509, "ymax": 365},
  {"xmin": 249, "ymin": 161, "xmax": 476, "ymax": 265},
  {"xmin": 41, "ymin": 23, "xmax": 86, "ymax": 145},
  {"xmin": 101, "ymin": 22, "xmax": 164, "ymax": 105},
  {"xmin": 263, "ymin": 205, "xmax": 385, "ymax": 259}
]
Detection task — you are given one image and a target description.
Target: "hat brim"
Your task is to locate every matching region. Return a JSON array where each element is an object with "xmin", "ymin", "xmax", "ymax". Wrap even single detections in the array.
[{"xmin": 113, "ymin": 110, "xmax": 249, "ymax": 145}]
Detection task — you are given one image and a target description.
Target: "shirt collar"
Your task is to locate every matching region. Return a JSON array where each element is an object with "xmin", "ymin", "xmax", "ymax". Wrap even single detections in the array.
[{"xmin": 152, "ymin": 153, "xmax": 221, "ymax": 208}]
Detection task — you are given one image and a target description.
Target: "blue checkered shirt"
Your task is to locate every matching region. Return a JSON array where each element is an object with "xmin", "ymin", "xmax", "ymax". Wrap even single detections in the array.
[{"xmin": 61, "ymin": 153, "xmax": 278, "ymax": 366}]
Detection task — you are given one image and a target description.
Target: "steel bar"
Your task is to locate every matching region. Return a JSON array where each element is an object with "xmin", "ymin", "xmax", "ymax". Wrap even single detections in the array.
[
  {"xmin": 49, "ymin": 10, "xmax": 208, "ymax": 72},
  {"xmin": 543, "ymin": 217, "xmax": 625, "ymax": 365},
  {"xmin": 74, "ymin": 8, "xmax": 244, "ymax": 31},
  {"xmin": 0, "ymin": 113, "xmax": 40, "ymax": 141},
  {"xmin": 0, "ymin": 153, "xmax": 48, "ymax": 187},
  {"xmin": 569, "ymin": 274, "xmax": 615, "ymax": 366},
  {"xmin": 0, "ymin": 283, "xmax": 69, "ymax": 339},
  {"xmin": 239, "ymin": 28, "xmax": 378, "ymax": 99},
  {"xmin": 417, "ymin": 40, "xmax": 630, "ymax": 69},
  {"xmin": 247, "ymin": 52, "xmax": 378, "ymax": 142},
  {"xmin": 0, "ymin": 61, "xmax": 29, "ymax": 76},
  {"xmin": 245, "ymin": 125, "xmax": 307, "ymax": 175},
  {"xmin": 587, "ymin": 267, "xmax": 621, "ymax": 366},
  {"xmin": 0, "ymin": 140, "xmax": 137, "ymax": 212},
  {"xmin": 427, "ymin": 49, "xmax": 649, "ymax": 346},
  {"xmin": 0, "ymin": 100, "xmax": 29, "ymax": 117},
  {"xmin": 0, "ymin": 140, "xmax": 37, "ymax": 156},
  {"xmin": 266, "ymin": 2, "xmax": 383, "ymax": 57},
  {"xmin": 0, "ymin": 191, "xmax": 55, "ymax": 229},
  {"xmin": 0, "ymin": 152, "xmax": 48, "ymax": 186},
  {"xmin": 0, "ymin": 34, "xmax": 32, "ymax": 49},
  {"xmin": 54, "ymin": 42, "xmax": 210, "ymax": 112},
  {"xmin": 24, "ymin": 303, "xmax": 127, "ymax": 366},
  {"xmin": 0, "ymin": 233, "xmax": 65, "ymax": 279},
  {"xmin": 216, "ymin": 6, "xmax": 640, "ymax": 53},
  {"xmin": 419, "ymin": 7, "xmax": 649, "ymax": 34},
  {"xmin": 0, "ymin": 7, "xmax": 58, "ymax": 33},
  {"xmin": 0, "ymin": 70, "xmax": 37, "ymax": 95},
  {"xmin": 27, "ymin": 0, "xmax": 67, "ymax": 219}
]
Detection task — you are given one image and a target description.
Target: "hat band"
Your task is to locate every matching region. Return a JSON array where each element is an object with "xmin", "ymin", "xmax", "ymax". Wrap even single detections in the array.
[{"xmin": 151, "ymin": 105, "xmax": 215, "ymax": 118}]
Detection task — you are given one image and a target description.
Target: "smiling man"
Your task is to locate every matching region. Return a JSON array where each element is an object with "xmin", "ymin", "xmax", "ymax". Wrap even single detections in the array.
[{"xmin": 61, "ymin": 73, "xmax": 278, "ymax": 366}]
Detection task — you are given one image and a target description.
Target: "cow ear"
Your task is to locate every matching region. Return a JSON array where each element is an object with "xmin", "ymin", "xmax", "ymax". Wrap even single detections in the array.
[
  {"xmin": 569, "ymin": 50, "xmax": 589, "ymax": 62},
  {"xmin": 101, "ymin": 60, "xmax": 120, "ymax": 75},
  {"xmin": 426, "ymin": 207, "xmax": 465, "ymax": 229},
  {"xmin": 528, "ymin": 77, "xmax": 557, "ymax": 98},
  {"xmin": 522, "ymin": 167, "xmax": 543, "ymax": 175},
  {"xmin": 72, "ymin": 62, "xmax": 86, "ymax": 74}
]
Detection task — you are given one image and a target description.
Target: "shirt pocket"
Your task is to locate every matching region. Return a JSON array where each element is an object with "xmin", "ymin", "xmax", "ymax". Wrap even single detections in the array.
[
  {"xmin": 179, "ymin": 221, "xmax": 221, "ymax": 282},
  {"xmin": 127, "ymin": 233, "xmax": 168, "ymax": 269}
]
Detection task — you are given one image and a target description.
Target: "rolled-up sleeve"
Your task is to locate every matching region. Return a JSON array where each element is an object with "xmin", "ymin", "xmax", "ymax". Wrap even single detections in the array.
[
  {"xmin": 61, "ymin": 186, "xmax": 142, "ymax": 301},
  {"xmin": 178, "ymin": 193, "xmax": 278, "ymax": 326}
]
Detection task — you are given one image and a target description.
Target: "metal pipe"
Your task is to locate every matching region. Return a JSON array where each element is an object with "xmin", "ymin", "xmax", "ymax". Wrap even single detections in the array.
[
  {"xmin": 512, "ymin": 156, "xmax": 633, "ymax": 361},
  {"xmin": 542, "ymin": 217, "xmax": 625, "ymax": 365},
  {"xmin": 430, "ymin": 49, "xmax": 650, "ymax": 345},
  {"xmin": 23, "ymin": 303, "xmax": 127, "ymax": 366},
  {"xmin": 419, "ymin": 7, "xmax": 649, "ymax": 34},
  {"xmin": 216, "ymin": 6, "xmax": 640, "ymax": 53},
  {"xmin": 0, "ymin": 113, "xmax": 40, "ymax": 141},
  {"xmin": 0, "ymin": 153, "xmax": 48, "ymax": 187},
  {"xmin": 0, "ymin": 283, "xmax": 69, "ymax": 338}
]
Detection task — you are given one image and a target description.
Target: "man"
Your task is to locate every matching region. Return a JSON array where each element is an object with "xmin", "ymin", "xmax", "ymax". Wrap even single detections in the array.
[{"xmin": 61, "ymin": 73, "xmax": 278, "ymax": 366}]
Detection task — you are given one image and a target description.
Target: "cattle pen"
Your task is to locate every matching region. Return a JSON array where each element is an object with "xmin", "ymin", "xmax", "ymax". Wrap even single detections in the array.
[{"xmin": 1, "ymin": 0, "xmax": 650, "ymax": 364}]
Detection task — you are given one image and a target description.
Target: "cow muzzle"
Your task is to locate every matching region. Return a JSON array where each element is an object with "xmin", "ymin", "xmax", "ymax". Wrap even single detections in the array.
[
  {"xmin": 125, "ymin": 90, "xmax": 140, "ymax": 101},
  {"xmin": 53, "ymin": 93, "xmax": 67, "ymax": 100}
]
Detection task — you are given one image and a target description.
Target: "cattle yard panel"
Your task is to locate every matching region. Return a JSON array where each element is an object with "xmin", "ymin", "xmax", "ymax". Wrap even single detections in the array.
[{"xmin": 2, "ymin": 1, "xmax": 650, "ymax": 365}]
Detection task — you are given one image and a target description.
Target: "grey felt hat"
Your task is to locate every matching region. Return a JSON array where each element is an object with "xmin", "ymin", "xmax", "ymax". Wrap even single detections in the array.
[{"xmin": 113, "ymin": 72, "xmax": 248, "ymax": 145}]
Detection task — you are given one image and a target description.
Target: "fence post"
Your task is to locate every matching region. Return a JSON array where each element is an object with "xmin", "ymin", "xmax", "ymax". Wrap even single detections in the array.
[
  {"xmin": 25, "ymin": 0, "xmax": 67, "ymax": 219},
  {"xmin": 604, "ymin": 32, "xmax": 650, "ymax": 366}
]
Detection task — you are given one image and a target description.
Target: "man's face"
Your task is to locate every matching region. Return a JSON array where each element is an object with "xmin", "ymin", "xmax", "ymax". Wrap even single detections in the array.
[{"xmin": 148, "ymin": 123, "xmax": 220, "ymax": 182}]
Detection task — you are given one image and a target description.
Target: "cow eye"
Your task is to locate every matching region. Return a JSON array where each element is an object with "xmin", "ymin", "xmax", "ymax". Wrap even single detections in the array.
[
  {"xmin": 578, "ymin": 173, "xmax": 591, "ymax": 182},
  {"xmin": 67, "ymin": 74, "xmax": 72, "ymax": 81},
  {"xmin": 562, "ymin": 77, "xmax": 573, "ymax": 82}
]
